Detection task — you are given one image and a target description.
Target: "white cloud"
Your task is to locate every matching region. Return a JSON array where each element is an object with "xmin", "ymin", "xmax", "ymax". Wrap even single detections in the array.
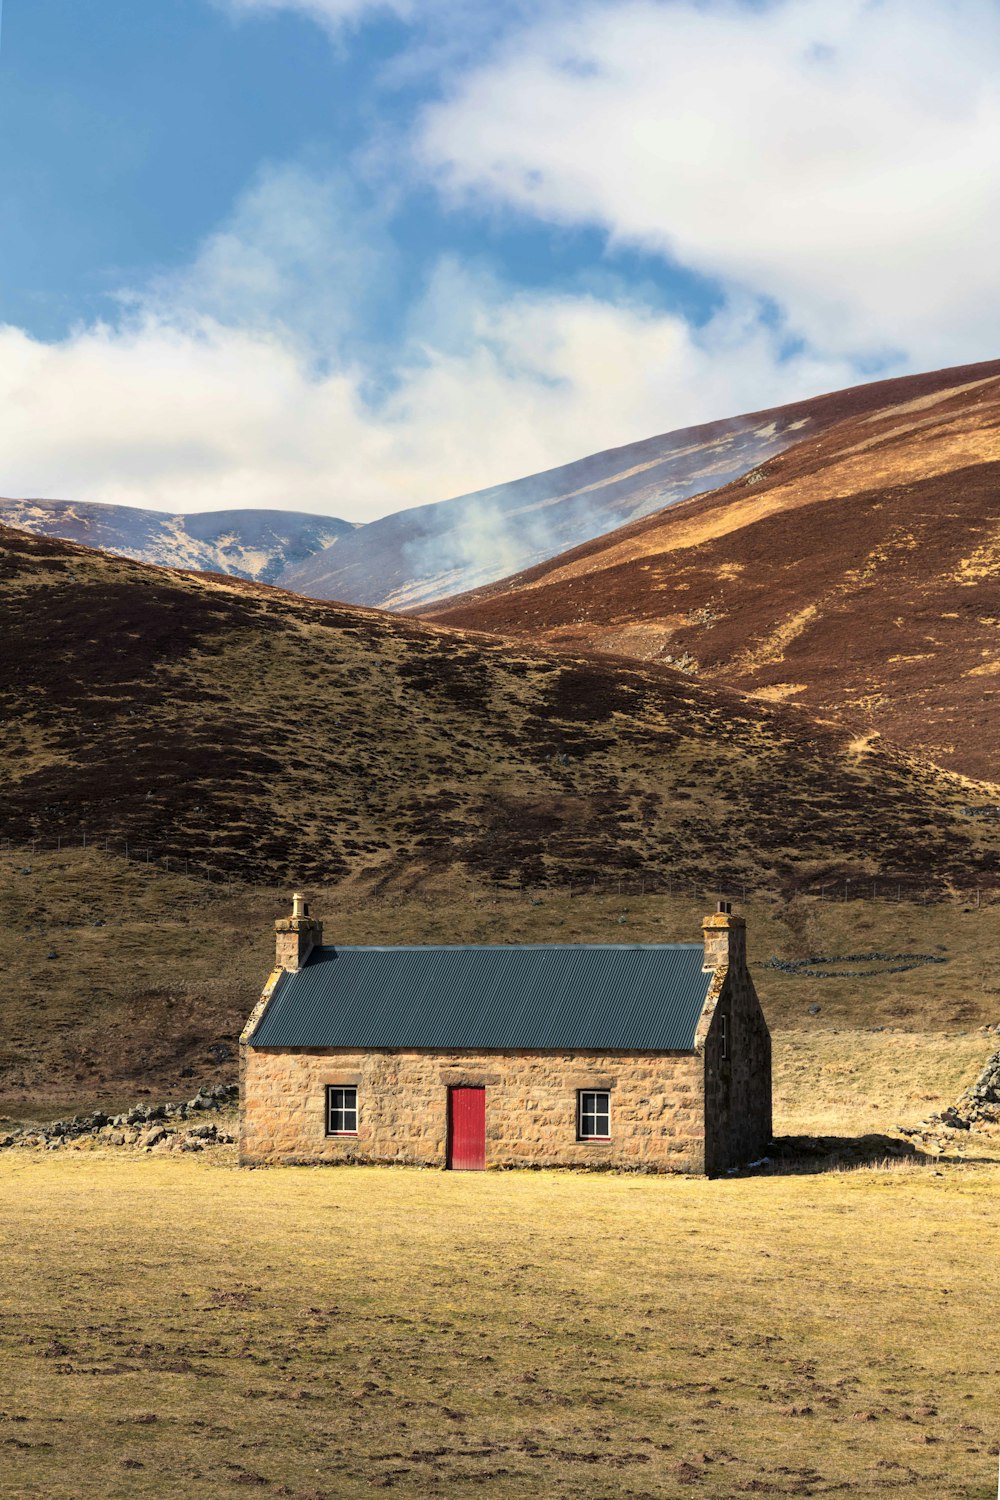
[
  {"xmin": 418, "ymin": 0, "xmax": 1000, "ymax": 366},
  {"xmin": 0, "ymin": 165, "xmax": 856, "ymax": 520},
  {"xmin": 137, "ymin": 161, "xmax": 395, "ymax": 351}
]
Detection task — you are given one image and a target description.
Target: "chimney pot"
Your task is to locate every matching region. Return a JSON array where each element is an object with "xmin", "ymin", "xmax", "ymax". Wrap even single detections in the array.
[
  {"xmin": 702, "ymin": 902, "xmax": 746, "ymax": 972},
  {"xmin": 275, "ymin": 892, "xmax": 322, "ymax": 972}
]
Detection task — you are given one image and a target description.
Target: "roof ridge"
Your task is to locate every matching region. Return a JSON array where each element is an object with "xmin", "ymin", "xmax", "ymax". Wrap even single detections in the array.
[{"xmin": 311, "ymin": 941, "xmax": 703, "ymax": 953}]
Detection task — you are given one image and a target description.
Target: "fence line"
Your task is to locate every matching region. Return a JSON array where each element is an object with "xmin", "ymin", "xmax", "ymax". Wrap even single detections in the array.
[
  {"xmin": 1, "ymin": 832, "xmax": 243, "ymax": 892},
  {"xmin": 0, "ymin": 831, "xmax": 996, "ymax": 907}
]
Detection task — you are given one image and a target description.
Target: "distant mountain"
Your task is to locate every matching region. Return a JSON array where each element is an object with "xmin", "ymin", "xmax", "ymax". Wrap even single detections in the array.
[
  {"xmin": 0, "ymin": 498, "xmax": 354, "ymax": 584},
  {"xmin": 280, "ymin": 360, "xmax": 1000, "ymax": 611},
  {"xmin": 280, "ymin": 410, "xmax": 814, "ymax": 609},
  {"xmin": 423, "ymin": 357, "xmax": 1000, "ymax": 783}
]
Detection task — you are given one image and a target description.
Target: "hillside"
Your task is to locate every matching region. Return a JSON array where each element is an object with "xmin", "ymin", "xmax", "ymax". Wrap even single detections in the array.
[
  {"xmin": 1, "ymin": 523, "xmax": 998, "ymax": 894},
  {"xmin": 425, "ymin": 364, "xmax": 1000, "ymax": 782},
  {"xmin": 0, "ymin": 497, "xmax": 353, "ymax": 583},
  {"xmin": 281, "ymin": 357, "xmax": 1000, "ymax": 609}
]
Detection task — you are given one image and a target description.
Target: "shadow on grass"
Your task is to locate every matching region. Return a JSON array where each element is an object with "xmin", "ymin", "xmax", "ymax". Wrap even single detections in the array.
[{"xmin": 741, "ymin": 1132, "xmax": 1000, "ymax": 1175}]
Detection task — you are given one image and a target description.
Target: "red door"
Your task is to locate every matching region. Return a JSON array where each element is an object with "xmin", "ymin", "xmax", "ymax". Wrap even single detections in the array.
[{"xmin": 447, "ymin": 1087, "xmax": 486, "ymax": 1171}]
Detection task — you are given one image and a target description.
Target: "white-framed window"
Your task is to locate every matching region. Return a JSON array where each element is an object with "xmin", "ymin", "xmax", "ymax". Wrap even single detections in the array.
[
  {"xmin": 578, "ymin": 1089, "xmax": 611, "ymax": 1141},
  {"xmin": 326, "ymin": 1086, "xmax": 358, "ymax": 1136},
  {"xmin": 719, "ymin": 1013, "xmax": 729, "ymax": 1060}
]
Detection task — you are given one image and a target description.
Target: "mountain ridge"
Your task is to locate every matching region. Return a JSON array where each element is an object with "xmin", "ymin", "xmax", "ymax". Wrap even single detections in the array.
[
  {"xmin": 0, "ymin": 498, "xmax": 354, "ymax": 584},
  {"xmin": 422, "ymin": 363, "xmax": 1000, "ymax": 782},
  {"xmin": 5, "ymin": 357, "xmax": 1000, "ymax": 610},
  {"xmin": 282, "ymin": 356, "xmax": 1000, "ymax": 609}
]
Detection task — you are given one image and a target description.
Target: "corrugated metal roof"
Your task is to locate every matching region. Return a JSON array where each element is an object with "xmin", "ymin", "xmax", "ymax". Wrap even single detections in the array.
[{"xmin": 249, "ymin": 944, "xmax": 711, "ymax": 1053}]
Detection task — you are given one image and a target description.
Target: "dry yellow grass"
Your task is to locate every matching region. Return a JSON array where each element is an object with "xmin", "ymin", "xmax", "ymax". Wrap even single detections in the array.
[
  {"xmin": 773, "ymin": 1030, "xmax": 993, "ymax": 1138},
  {"xmin": 1, "ymin": 1151, "xmax": 998, "ymax": 1500}
]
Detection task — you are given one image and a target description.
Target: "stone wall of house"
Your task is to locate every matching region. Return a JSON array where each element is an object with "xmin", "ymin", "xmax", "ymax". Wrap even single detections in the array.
[
  {"xmin": 240, "ymin": 1047, "xmax": 706, "ymax": 1172},
  {"xmin": 701, "ymin": 964, "xmax": 772, "ymax": 1175}
]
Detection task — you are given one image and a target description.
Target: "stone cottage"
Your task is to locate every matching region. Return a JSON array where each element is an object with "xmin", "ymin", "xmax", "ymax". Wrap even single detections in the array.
[{"xmin": 239, "ymin": 895, "xmax": 771, "ymax": 1174}]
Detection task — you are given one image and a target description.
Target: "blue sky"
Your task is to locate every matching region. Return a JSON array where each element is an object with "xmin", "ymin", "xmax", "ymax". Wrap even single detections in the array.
[
  {"xmin": 1, "ymin": 0, "xmax": 998, "ymax": 519},
  {"xmin": 0, "ymin": 0, "xmax": 721, "ymax": 342}
]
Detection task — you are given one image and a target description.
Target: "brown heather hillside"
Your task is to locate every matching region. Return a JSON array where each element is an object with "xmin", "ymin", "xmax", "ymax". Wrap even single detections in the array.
[
  {"xmin": 282, "ymin": 355, "xmax": 1000, "ymax": 609},
  {"xmin": 1, "ymin": 523, "xmax": 999, "ymax": 892},
  {"xmin": 424, "ymin": 366, "xmax": 1000, "ymax": 782}
]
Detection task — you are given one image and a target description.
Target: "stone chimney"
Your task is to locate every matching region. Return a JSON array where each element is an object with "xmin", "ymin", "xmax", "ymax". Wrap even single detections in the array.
[
  {"xmin": 702, "ymin": 900, "xmax": 746, "ymax": 973},
  {"xmin": 274, "ymin": 891, "xmax": 323, "ymax": 972}
]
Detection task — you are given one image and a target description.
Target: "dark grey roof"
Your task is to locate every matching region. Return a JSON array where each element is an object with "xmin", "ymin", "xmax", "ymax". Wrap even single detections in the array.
[{"xmin": 249, "ymin": 944, "xmax": 712, "ymax": 1052}]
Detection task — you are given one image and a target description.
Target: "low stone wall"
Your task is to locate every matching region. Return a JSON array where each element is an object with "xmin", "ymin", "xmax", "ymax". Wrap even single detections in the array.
[
  {"xmin": 0, "ymin": 1084, "xmax": 238, "ymax": 1153},
  {"xmin": 240, "ymin": 1048, "xmax": 706, "ymax": 1172}
]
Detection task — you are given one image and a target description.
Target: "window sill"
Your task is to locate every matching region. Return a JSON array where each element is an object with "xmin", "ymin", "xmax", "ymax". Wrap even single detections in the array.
[
  {"xmin": 579, "ymin": 1137, "xmax": 612, "ymax": 1144},
  {"xmin": 325, "ymin": 1132, "xmax": 359, "ymax": 1138}
]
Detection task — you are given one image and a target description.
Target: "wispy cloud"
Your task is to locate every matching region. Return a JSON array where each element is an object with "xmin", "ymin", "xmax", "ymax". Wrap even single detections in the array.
[{"xmin": 418, "ymin": 0, "xmax": 1000, "ymax": 366}]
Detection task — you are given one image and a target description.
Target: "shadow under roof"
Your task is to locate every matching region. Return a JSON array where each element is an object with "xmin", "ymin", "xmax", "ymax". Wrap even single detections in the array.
[{"xmin": 249, "ymin": 943, "xmax": 712, "ymax": 1053}]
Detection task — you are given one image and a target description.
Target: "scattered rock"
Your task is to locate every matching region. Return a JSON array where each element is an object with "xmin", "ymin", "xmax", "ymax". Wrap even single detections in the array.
[{"xmin": 0, "ymin": 1084, "xmax": 239, "ymax": 1152}]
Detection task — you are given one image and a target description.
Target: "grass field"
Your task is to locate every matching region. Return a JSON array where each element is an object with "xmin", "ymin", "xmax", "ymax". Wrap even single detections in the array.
[{"xmin": 1, "ymin": 1151, "xmax": 998, "ymax": 1500}]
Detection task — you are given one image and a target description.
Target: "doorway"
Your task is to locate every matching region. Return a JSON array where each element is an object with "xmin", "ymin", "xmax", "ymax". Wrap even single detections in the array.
[{"xmin": 447, "ymin": 1086, "xmax": 486, "ymax": 1170}]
